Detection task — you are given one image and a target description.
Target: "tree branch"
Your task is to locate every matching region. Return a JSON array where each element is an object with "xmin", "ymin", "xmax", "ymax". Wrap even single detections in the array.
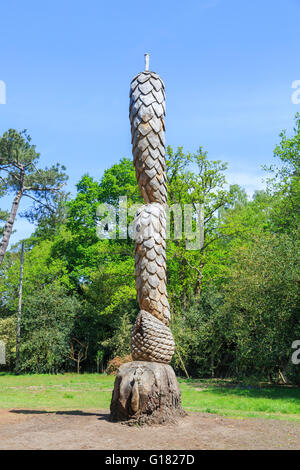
[
  {"xmin": 22, "ymin": 192, "xmax": 55, "ymax": 212},
  {"xmin": 23, "ymin": 185, "xmax": 63, "ymax": 192}
]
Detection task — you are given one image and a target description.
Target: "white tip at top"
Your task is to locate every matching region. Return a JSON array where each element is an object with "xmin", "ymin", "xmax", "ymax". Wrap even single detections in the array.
[{"xmin": 144, "ymin": 53, "xmax": 149, "ymax": 71}]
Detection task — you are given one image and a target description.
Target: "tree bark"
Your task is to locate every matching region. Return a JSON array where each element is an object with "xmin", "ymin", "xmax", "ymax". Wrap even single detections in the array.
[
  {"xmin": 0, "ymin": 189, "xmax": 23, "ymax": 266},
  {"xmin": 177, "ymin": 350, "xmax": 190, "ymax": 379},
  {"xmin": 16, "ymin": 242, "xmax": 24, "ymax": 373},
  {"xmin": 110, "ymin": 361, "xmax": 187, "ymax": 425},
  {"xmin": 195, "ymin": 262, "xmax": 204, "ymax": 296}
]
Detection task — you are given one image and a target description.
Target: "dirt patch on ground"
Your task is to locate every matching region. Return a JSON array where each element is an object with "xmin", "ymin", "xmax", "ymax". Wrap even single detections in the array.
[
  {"xmin": 0, "ymin": 409, "xmax": 299, "ymax": 450},
  {"xmin": 0, "ymin": 409, "xmax": 28, "ymax": 425}
]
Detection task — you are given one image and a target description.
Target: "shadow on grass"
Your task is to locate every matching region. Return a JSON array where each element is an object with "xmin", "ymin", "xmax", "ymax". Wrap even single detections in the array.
[
  {"xmin": 10, "ymin": 409, "xmax": 111, "ymax": 421},
  {"xmin": 183, "ymin": 381, "xmax": 300, "ymax": 401}
]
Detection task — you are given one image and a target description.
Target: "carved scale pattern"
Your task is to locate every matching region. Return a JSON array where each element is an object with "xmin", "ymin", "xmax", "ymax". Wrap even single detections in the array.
[{"xmin": 129, "ymin": 70, "xmax": 175, "ymax": 364}]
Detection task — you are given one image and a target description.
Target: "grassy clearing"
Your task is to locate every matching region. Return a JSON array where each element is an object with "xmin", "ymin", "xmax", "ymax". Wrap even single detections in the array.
[
  {"xmin": 179, "ymin": 379, "xmax": 300, "ymax": 423},
  {"xmin": 0, "ymin": 372, "xmax": 300, "ymax": 423},
  {"xmin": 0, "ymin": 373, "xmax": 113, "ymax": 410}
]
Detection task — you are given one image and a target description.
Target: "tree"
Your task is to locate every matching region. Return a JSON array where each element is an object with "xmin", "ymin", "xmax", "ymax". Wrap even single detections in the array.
[
  {"xmin": 67, "ymin": 338, "xmax": 88, "ymax": 374},
  {"xmin": 0, "ymin": 238, "xmax": 72, "ymax": 310},
  {"xmin": 264, "ymin": 113, "xmax": 300, "ymax": 233},
  {"xmin": 16, "ymin": 242, "xmax": 24, "ymax": 373},
  {"xmin": 172, "ymin": 287, "xmax": 229, "ymax": 378},
  {"xmin": 20, "ymin": 284, "xmax": 80, "ymax": 373},
  {"xmin": 27, "ymin": 191, "xmax": 70, "ymax": 242},
  {"xmin": 0, "ymin": 316, "xmax": 16, "ymax": 370},
  {"xmin": 224, "ymin": 231, "xmax": 300, "ymax": 382},
  {"xmin": 0, "ymin": 129, "xmax": 67, "ymax": 265},
  {"xmin": 165, "ymin": 146, "xmax": 232, "ymax": 302},
  {"xmin": 0, "ymin": 210, "xmax": 9, "ymax": 236}
]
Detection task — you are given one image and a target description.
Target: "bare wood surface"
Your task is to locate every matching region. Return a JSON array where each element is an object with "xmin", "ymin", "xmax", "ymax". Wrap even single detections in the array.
[{"xmin": 110, "ymin": 361, "xmax": 186, "ymax": 425}]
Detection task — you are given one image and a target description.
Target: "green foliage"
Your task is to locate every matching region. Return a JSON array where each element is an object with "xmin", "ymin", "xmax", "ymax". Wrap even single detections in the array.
[
  {"xmin": 172, "ymin": 288, "xmax": 228, "ymax": 377},
  {"xmin": 0, "ymin": 116, "xmax": 299, "ymax": 385},
  {"xmin": 167, "ymin": 145, "xmax": 230, "ymax": 210},
  {"xmin": 0, "ymin": 210, "xmax": 9, "ymax": 236},
  {"xmin": 0, "ymin": 316, "xmax": 16, "ymax": 369},
  {"xmin": 165, "ymin": 146, "xmax": 232, "ymax": 306},
  {"xmin": 0, "ymin": 129, "xmax": 67, "ymax": 204},
  {"xmin": 224, "ymin": 231, "xmax": 300, "ymax": 382},
  {"xmin": 100, "ymin": 313, "xmax": 132, "ymax": 358},
  {"xmin": 0, "ymin": 238, "xmax": 72, "ymax": 313},
  {"xmin": 19, "ymin": 284, "xmax": 80, "ymax": 373},
  {"xmin": 0, "ymin": 129, "xmax": 68, "ymax": 265},
  {"xmin": 265, "ymin": 113, "xmax": 300, "ymax": 232}
]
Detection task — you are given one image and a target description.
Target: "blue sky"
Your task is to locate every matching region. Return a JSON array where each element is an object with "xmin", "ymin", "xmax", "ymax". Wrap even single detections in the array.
[{"xmin": 0, "ymin": 0, "xmax": 300, "ymax": 244}]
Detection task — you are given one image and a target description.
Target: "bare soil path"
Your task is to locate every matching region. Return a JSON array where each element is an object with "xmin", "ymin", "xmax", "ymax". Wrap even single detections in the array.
[{"xmin": 0, "ymin": 409, "xmax": 299, "ymax": 450}]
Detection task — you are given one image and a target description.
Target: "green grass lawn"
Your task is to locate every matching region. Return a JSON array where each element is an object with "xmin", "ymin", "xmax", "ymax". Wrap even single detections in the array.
[
  {"xmin": 0, "ymin": 372, "xmax": 300, "ymax": 423},
  {"xmin": 180, "ymin": 379, "xmax": 300, "ymax": 422}
]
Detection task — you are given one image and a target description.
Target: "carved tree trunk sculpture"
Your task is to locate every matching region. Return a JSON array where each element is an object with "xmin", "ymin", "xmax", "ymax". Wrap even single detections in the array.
[{"xmin": 110, "ymin": 55, "xmax": 186, "ymax": 425}]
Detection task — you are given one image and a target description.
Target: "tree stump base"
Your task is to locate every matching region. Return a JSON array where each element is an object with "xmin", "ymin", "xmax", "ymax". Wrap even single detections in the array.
[{"xmin": 110, "ymin": 361, "xmax": 187, "ymax": 426}]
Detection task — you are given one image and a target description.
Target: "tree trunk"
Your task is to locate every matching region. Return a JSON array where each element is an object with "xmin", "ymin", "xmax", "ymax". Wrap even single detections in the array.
[
  {"xmin": 0, "ymin": 189, "xmax": 23, "ymax": 266},
  {"xmin": 195, "ymin": 262, "xmax": 204, "ymax": 296},
  {"xmin": 110, "ymin": 65, "xmax": 187, "ymax": 427},
  {"xmin": 16, "ymin": 242, "xmax": 24, "ymax": 374},
  {"xmin": 110, "ymin": 361, "xmax": 187, "ymax": 425},
  {"xmin": 211, "ymin": 353, "xmax": 215, "ymax": 378},
  {"xmin": 279, "ymin": 369, "xmax": 287, "ymax": 384},
  {"xmin": 177, "ymin": 350, "xmax": 190, "ymax": 379}
]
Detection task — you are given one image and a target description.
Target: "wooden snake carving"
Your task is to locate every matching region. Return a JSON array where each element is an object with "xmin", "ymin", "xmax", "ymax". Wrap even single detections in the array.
[{"xmin": 130, "ymin": 58, "xmax": 175, "ymax": 364}]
